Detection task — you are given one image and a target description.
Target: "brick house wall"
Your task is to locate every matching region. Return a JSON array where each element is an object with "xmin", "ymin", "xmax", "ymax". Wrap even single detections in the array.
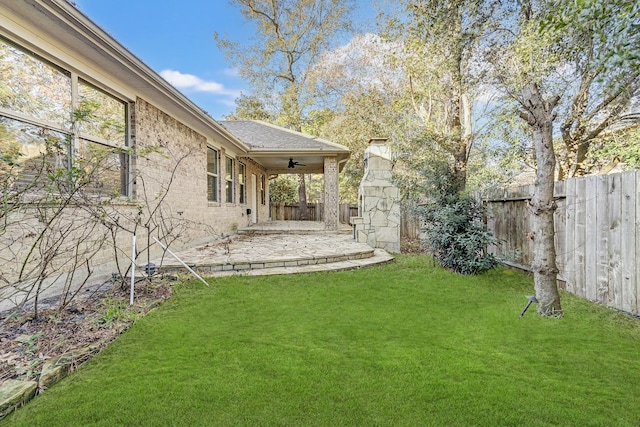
[
  {"xmin": 0, "ymin": 98, "xmax": 270, "ymax": 310},
  {"xmin": 0, "ymin": 1, "xmax": 279, "ymax": 311},
  {"xmin": 127, "ymin": 98, "xmax": 270, "ymax": 253}
]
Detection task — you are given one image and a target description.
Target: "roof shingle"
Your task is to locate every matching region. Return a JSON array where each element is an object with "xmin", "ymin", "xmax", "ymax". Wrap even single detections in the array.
[{"xmin": 219, "ymin": 120, "xmax": 349, "ymax": 153}]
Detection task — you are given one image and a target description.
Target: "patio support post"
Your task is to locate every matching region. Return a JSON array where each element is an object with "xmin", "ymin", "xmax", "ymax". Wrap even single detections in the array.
[{"xmin": 324, "ymin": 156, "xmax": 339, "ymax": 231}]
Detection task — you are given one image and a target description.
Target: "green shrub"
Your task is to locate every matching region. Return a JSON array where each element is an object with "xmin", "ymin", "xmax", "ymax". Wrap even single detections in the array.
[
  {"xmin": 418, "ymin": 195, "xmax": 497, "ymax": 275},
  {"xmin": 416, "ymin": 161, "xmax": 497, "ymax": 275},
  {"xmin": 269, "ymin": 176, "xmax": 297, "ymax": 203}
]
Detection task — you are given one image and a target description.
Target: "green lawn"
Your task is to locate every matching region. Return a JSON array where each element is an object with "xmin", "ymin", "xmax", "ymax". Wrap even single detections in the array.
[{"xmin": 4, "ymin": 255, "xmax": 640, "ymax": 426}]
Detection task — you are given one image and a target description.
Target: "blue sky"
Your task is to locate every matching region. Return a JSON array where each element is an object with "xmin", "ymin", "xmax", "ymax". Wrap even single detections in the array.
[{"xmin": 72, "ymin": 0, "xmax": 377, "ymax": 120}]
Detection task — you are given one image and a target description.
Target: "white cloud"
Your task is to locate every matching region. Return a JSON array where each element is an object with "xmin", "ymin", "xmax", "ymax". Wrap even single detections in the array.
[
  {"xmin": 222, "ymin": 68, "xmax": 241, "ymax": 78},
  {"xmin": 160, "ymin": 69, "xmax": 241, "ymax": 98}
]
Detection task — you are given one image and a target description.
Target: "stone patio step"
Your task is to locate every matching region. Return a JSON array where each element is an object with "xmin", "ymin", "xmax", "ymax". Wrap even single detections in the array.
[
  {"xmin": 208, "ymin": 249, "xmax": 394, "ymax": 278},
  {"xmin": 237, "ymin": 220, "xmax": 353, "ymax": 235},
  {"xmin": 154, "ymin": 246, "xmax": 376, "ymax": 276},
  {"xmin": 147, "ymin": 233, "xmax": 393, "ymax": 279},
  {"xmin": 238, "ymin": 228, "xmax": 353, "ymax": 235}
]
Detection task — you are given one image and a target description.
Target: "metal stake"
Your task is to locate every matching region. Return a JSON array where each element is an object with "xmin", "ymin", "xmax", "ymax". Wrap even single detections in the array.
[
  {"xmin": 519, "ymin": 295, "xmax": 539, "ymax": 318},
  {"xmin": 152, "ymin": 237, "xmax": 210, "ymax": 287}
]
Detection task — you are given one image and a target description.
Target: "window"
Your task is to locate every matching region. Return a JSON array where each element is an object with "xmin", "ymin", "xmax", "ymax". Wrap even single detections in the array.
[
  {"xmin": 77, "ymin": 81, "xmax": 128, "ymax": 197},
  {"xmin": 0, "ymin": 116, "xmax": 69, "ymax": 191},
  {"xmin": 225, "ymin": 156, "xmax": 234, "ymax": 203},
  {"xmin": 78, "ymin": 80, "xmax": 126, "ymax": 147},
  {"xmin": 78, "ymin": 139, "xmax": 129, "ymax": 196},
  {"xmin": 0, "ymin": 38, "xmax": 72, "ymax": 130},
  {"xmin": 260, "ymin": 175, "xmax": 266, "ymax": 205},
  {"xmin": 238, "ymin": 162, "xmax": 246, "ymax": 204},
  {"xmin": 207, "ymin": 148, "xmax": 219, "ymax": 202},
  {"xmin": 0, "ymin": 37, "xmax": 130, "ymax": 197}
]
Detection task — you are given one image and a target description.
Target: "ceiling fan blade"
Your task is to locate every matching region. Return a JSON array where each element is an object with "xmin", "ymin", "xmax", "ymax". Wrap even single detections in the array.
[{"xmin": 288, "ymin": 158, "xmax": 307, "ymax": 168}]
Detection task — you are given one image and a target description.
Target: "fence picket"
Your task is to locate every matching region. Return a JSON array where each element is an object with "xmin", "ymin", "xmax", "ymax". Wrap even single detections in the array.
[
  {"xmin": 585, "ymin": 176, "xmax": 598, "ymax": 301},
  {"xmin": 595, "ymin": 176, "xmax": 610, "ymax": 305},
  {"xmin": 563, "ymin": 178, "xmax": 576, "ymax": 293},
  {"xmin": 554, "ymin": 181, "xmax": 566, "ymax": 284},
  {"xmin": 608, "ymin": 174, "xmax": 622, "ymax": 308},
  {"xmin": 480, "ymin": 170, "xmax": 640, "ymax": 315},
  {"xmin": 575, "ymin": 178, "xmax": 587, "ymax": 298},
  {"xmin": 635, "ymin": 170, "xmax": 640, "ymax": 314},
  {"xmin": 621, "ymin": 172, "xmax": 637, "ymax": 313}
]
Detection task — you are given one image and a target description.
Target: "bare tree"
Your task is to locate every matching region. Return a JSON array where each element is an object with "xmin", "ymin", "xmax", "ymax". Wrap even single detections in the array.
[
  {"xmin": 519, "ymin": 82, "xmax": 562, "ymax": 316},
  {"xmin": 488, "ymin": 0, "xmax": 566, "ymax": 316}
]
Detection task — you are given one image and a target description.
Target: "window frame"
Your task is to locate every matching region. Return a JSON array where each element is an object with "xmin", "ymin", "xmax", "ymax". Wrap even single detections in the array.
[
  {"xmin": 225, "ymin": 156, "xmax": 235, "ymax": 204},
  {"xmin": 77, "ymin": 79, "xmax": 128, "ymax": 149},
  {"xmin": 238, "ymin": 162, "xmax": 246, "ymax": 205},
  {"xmin": 0, "ymin": 36, "xmax": 132, "ymax": 197},
  {"xmin": 260, "ymin": 174, "xmax": 266, "ymax": 205},
  {"xmin": 75, "ymin": 79, "xmax": 129, "ymax": 197},
  {"xmin": 207, "ymin": 147, "xmax": 219, "ymax": 203}
]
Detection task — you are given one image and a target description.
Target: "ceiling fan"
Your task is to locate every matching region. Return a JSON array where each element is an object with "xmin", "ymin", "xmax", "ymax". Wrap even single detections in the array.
[{"xmin": 288, "ymin": 158, "xmax": 306, "ymax": 169}]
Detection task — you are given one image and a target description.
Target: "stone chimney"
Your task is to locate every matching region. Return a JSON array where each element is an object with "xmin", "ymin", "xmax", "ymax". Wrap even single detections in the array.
[{"xmin": 350, "ymin": 138, "xmax": 400, "ymax": 253}]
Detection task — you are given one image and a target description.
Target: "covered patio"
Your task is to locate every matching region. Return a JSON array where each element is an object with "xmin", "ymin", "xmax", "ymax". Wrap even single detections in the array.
[{"xmin": 220, "ymin": 120, "xmax": 350, "ymax": 231}]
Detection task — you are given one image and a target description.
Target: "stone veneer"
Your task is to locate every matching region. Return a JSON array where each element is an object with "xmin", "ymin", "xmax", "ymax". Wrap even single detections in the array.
[
  {"xmin": 323, "ymin": 156, "xmax": 339, "ymax": 231},
  {"xmin": 351, "ymin": 139, "xmax": 400, "ymax": 253}
]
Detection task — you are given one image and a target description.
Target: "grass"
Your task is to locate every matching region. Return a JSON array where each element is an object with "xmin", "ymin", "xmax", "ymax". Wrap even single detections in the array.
[{"xmin": 4, "ymin": 255, "xmax": 640, "ymax": 426}]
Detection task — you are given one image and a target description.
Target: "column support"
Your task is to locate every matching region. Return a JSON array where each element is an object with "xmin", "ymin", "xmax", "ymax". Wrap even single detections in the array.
[{"xmin": 323, "ymin": 156, "xmax": 339, "ymax": 231}]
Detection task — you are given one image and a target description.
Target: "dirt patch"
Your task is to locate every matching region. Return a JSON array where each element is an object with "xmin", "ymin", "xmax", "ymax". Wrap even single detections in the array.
[
  {"xmin": 0, "ymin": 278, "xmax": 173, "ymax": 387},
  {"xmin": 401, "ymin": 236, "xmax": 425, "ymax": 254}
]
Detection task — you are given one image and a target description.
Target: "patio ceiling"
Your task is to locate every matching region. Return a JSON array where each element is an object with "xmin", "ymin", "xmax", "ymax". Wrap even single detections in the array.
[{"xmin": 220, "ymin": 120, "xmax": 351, "ymax": 174}]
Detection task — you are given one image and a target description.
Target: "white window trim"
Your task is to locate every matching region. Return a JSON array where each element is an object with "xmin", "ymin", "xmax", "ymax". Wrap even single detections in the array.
[
  {"xmin": 207, "ymin": 147, "xmax": 220, "ymax": 203},
  {"xmin": 239, "ymin": 162, "xmax": 246, "ymax": 205},
  {"xmin": 225, "ymin": 156, "xmax": 235, "ymax": 204}
]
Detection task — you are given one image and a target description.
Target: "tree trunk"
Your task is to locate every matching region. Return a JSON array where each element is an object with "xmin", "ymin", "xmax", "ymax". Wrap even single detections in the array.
[
  {"xmin": 557, "ymin": 139, "xmax": 576, "ymax": 181},
  {"xmin": 298, "ymin": 173, "xmax": 308, "ymax": 220},
  {"xmin": 520, "ymin": 83, "xmax": 563, "ymax": 317},
  {"xmin": 558, "ymin": 137, "xmax": 590, "ymax": 179},
  {"xmin": 572, "ymin": 142, "xmax": 590, "ymax": 177},
  {"xmin": 452, "ymin": 145, "xmax": 468, "ymax": 194}
]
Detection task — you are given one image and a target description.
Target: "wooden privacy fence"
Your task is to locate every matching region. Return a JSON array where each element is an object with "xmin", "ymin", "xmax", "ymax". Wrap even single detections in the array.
[
  {"xmin": 270, "ymin": 203, "xmax": 358, "ymax": 223},
  {"xmin": 482, "ymin": 170, "xmax": 640, "ymax": 315},
  {"xmin": 269, "ymin": 202, "xmax": 421, "ymax": 239}
]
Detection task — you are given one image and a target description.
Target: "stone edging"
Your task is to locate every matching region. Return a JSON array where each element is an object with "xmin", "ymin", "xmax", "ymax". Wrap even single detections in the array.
[
  {"xmin": 157, "ymin": 248, "xmax": 376, "ymax": 275},
  {"xmin": 0, "ymin": 343, "xmax": 100, "ymax": 420}
]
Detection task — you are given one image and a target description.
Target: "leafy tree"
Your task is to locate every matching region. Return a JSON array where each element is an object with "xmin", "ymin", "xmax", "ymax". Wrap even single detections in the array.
[
  {"xmin": 383, "ymin": 0, "xmax": 500, "ymax": 193},
  {"xmin": 548, "ymin": 0, "xmax": 640, "ymax": 179},
  {"xmin": 309, "ymin": 33, "xmax": 418, "ymax": 201},
  {"xmin": 485, "ymin": 0, "xmax": 638, "ymax": 316},
  {"xmin": 215, "ymin": 0, "xmax": 354, "ymax": 218},
  {"xmin": 269, "ymin": 176, "xmax": 297, "ymax": 203},
  {"xmin": 486, "ymin": 0, "xmax": 566, "ymax": 316},
  {"xmin": 223, "ymin": 93, "xmax": 272, "ymax": 121},
  {"xmin": 589, "ymin": 124, "xmax": 640, "ymax": 171}
]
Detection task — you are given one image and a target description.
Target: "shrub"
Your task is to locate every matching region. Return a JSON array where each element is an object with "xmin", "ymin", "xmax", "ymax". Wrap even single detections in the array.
[
  {"xmin": 269, "ymin": 176, "xmax": 297, "ymax": 203},
  {"xmin": 416, "ymin": 161, "xmax": 497, "ymax": 275}
]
